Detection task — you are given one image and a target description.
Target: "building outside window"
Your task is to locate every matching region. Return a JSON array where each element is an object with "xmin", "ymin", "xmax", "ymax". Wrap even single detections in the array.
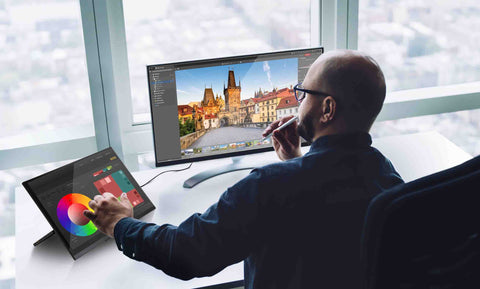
[
  {"xmin": 359, "ymin": 0, "xmax": 480, "ymax": 157},
  {"xmin": 123, "ymin": 0, "xmax": 310, "ymax": 123}
]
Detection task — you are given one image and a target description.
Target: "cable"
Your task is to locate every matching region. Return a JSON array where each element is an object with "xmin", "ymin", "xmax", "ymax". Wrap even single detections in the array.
[{"xmin": 140, "ymin": 163, "xmax": 193, "ymax": 188}]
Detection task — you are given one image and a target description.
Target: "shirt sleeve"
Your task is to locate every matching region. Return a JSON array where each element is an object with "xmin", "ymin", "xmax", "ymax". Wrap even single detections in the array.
[{"xmin": 113, "ymin": 168, "xmax": 266, "ymax": 280}]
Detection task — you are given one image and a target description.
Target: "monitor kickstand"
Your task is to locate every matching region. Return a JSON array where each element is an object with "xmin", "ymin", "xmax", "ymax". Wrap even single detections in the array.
[{"xmin": 33, "ymin": 230, "xmax": 55, "ymax": 246}]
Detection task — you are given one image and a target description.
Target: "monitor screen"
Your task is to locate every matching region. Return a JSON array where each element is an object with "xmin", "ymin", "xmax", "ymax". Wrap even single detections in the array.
[{"xmin": 147, "ymin": 47, "xmax": 324, "ymax": 167}]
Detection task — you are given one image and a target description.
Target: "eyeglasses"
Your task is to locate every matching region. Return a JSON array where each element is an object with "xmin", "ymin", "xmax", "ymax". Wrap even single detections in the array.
[{"xmin": 293, "ymin": 82, "xmax": 332, "ymax": 102}]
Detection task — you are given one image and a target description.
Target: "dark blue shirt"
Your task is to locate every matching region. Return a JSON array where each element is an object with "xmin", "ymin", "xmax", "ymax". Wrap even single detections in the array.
[{"xmin": 114, "ymin": 133, "xmax": 404, "ymax": 288}]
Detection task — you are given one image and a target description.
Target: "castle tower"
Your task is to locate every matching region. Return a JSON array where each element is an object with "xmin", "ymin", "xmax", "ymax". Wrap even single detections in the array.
[
  {"xmin": 202, "ymin": 87, "xmax": 216, "ymax": 107},
  {"xmin": 201, "ymin": 87, "xmax": 220, "ymax": 115},
  {"xmin": 224, "ymin": 70, "xmax": 241, "ymax": 112}
]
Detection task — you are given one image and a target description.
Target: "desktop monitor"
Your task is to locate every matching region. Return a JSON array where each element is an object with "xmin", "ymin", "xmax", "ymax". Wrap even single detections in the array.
[{"xmin": 147, "ymin": 47, "xmax": 324, "ymax": 187}]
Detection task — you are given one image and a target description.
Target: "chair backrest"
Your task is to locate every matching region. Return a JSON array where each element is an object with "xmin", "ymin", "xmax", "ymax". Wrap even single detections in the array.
[{"xmin": 361, "ymin": 155, "xmax": 480, "ymax": 289}]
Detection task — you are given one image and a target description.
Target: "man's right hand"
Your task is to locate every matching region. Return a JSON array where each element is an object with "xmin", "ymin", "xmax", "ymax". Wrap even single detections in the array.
[{"xmin": 262, "ymin": 115, "xmax": 302, "ymax": 161}]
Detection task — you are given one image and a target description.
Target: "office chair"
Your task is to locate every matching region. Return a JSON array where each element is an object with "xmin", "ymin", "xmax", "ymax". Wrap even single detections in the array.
[{"xmin": 361, "ymin": 155, "xmax": 480, "ymax": 289}]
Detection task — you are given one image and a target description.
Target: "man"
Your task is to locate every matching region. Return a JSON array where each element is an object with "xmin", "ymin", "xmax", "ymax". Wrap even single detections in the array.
[{"xmin": 84, "ymin": 50, "xmax": 404, "ymax": 288}]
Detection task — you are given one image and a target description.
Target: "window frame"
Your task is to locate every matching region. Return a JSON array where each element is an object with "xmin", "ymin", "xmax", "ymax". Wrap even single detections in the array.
[{"xmin": 1, "ymin": 0, "xmax": 479, "ymax": 172}]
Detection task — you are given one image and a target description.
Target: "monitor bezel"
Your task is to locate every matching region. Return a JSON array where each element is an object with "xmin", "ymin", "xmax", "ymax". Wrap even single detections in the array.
[
  {"xmin": 22, "ymin": 147, "xmax": 156, "ymax": 260},
  {"xmin": 147, "ymin": 47, "xmax": 324, "ymax": 167}
]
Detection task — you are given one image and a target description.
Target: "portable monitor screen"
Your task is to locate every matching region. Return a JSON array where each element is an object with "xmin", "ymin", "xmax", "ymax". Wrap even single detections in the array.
[
  {"xmin": 22, "ymin": 147, "xmax": 155, "ymax": 260},
  {"xmin": 147, "ymin": 47, "xmax": 324, "ymax": 166}
]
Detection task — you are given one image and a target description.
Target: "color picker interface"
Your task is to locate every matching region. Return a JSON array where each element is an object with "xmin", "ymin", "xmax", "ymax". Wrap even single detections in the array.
[
  {"xmin": 93, "ymin": 170, "xmax": 144, "ymax": 207},
  {"xmin": 57, "ymin": 193, "xmax": 97, "ymax": 236}
]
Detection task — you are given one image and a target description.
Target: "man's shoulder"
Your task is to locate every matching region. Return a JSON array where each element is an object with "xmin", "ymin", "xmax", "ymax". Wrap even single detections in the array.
[
  {"xmin": 229, "ymin": 157, "xmax": 305, "ymax": 198},
  {"xmin": 252, "ymin": 147, "xmax": 374, "ymax": 180},
  {"xmin": 255, "ymin": 146, "xmax": 398, "ymax": 174},
  {"xmin": 251, "ymin": 155, "xmax": 310, "ymax": 183},
  {"xmin": 247, "ymin": 151, "xmax": 343, "ymax": 192}
]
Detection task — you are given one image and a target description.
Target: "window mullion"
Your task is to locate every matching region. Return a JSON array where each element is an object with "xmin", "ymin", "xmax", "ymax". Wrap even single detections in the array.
[
  {"xmin": 320, "ymin": 0, "xmax": 358, "ymax": 50},
  {"xmin": 347, "ymin": 0, "xmax": 359, "ymax": 49},
  {"xmin": 84, "ymin": 0, "xmax": 134, "ymax": 164},
  {"xmin": 79, "ymin": 0, "xmax": 109, "ymax": 151},
  {"xmin": 311, "ymin": 0, "xmax": 321, "ymax": 47}
]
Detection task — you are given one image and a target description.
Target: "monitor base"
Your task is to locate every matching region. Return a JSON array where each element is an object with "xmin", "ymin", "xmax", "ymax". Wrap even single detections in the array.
[
  {"xmin": 33, "ymin": 230, "xmax": 55, "ymax": 246},
  {"xmin": 183, "ymin": 157, "xmax": 260, "ymax": 188}
]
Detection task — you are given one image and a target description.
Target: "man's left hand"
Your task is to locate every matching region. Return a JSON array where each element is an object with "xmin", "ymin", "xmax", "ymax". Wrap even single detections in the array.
[{"xmin": 83, "ymin": 192, "xmax": 133, "ymax": 238}]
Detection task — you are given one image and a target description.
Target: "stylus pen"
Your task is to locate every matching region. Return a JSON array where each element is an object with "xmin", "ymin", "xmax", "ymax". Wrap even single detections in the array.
[{"xmin": 261, "ymin": 116, "xmax": 299, "ymax": 142}]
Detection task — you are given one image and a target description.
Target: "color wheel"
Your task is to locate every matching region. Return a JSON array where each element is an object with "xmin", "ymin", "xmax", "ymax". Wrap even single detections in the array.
[{"xmin": 57, "ymin": 193, "xmax": 97, "ymax": 236}]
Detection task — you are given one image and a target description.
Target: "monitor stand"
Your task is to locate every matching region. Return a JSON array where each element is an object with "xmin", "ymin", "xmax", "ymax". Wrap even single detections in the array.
[
  {"xmin": 34, "ymin": 230, "xmax": 55, "ymax": 246},
  {"xmin": 183, "ymin": 156, "xmax": 271, "ymax": 188}
]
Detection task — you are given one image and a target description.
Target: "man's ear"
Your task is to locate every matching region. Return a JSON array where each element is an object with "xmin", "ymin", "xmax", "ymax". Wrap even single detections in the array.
[{"xmin": 320, "ymin": 96, "xmax": 336, "ymax": 123}]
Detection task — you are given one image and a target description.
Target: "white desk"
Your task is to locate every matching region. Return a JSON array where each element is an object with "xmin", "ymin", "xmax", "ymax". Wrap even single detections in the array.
[{"xmin": 15, "ymin": 131, "xmax": 472, "ymax": 289}]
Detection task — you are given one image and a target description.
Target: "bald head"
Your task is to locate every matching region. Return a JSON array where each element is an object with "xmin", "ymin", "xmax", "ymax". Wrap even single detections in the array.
[{"xmin": 307, "ymin": 50, "xmax": 386, "ymax": 131}]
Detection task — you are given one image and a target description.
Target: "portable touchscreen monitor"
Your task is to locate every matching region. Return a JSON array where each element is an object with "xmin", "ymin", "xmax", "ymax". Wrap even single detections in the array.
[{"xmin": 22, "ymin": 147, "xmax": 156, "ymax": 260}]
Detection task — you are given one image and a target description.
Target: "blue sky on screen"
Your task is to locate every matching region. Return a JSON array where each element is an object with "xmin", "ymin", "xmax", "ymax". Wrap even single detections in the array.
[{"xmin": 175, "ymin": 58, "xmax": 298, "ymax": 105}]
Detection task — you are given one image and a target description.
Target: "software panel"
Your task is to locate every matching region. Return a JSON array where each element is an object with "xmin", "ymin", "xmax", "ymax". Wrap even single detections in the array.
[{"xmin": 147, "ymin": 47, "xmax": 324, "ymax": 167}]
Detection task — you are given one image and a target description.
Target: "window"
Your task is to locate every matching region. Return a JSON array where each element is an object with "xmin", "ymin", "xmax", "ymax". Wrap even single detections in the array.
[
  {"xmin": 372, "ymin": 109, "xmax": 480, "ymax": 157},
  {"xmin": 0, "ymin": 0, "xmax": 95, "ymax": 150},
  {"xmin": 123, "ymin": 0, "xmax": 311, "ymax": 123},
  {"xmin": 358, "ymin": 0, "xmax": 480, "ymax": 93},
  {"xmin": 358, "ymin": 0, "xmax": 480, "ymax": 168}
]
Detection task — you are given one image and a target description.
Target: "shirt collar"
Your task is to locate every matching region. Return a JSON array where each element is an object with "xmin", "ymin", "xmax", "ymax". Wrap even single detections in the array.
[{"xmin": 308, "ymin": 132, "xmax": 372, "ymax": 153}]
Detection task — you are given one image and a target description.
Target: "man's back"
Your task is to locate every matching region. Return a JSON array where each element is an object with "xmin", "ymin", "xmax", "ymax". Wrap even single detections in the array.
[{"xmin": 243, "ymin": 133, "xmax": 403, "ymax": 288}]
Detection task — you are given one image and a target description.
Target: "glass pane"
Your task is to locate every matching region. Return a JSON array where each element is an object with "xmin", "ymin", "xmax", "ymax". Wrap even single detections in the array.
[
  {"xmin": 358, "ymin": 0, "xmax": 480, "ymax": 93},
  {"xmin": 123, "ymin": 0, "xmax": 311, "ymax": 121},
  {"xmin": 0, "ymin": 0, "xmax": 94, "ymax": 150},
  {"xmin": 371, "ymin": 109, "xmax": 480, "ymax": 157}
]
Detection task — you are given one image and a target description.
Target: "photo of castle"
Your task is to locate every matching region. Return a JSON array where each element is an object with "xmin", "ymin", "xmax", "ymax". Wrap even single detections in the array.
[{"xmin": 175, "ymin": 58, "xmax": 298, "ymax": 151}]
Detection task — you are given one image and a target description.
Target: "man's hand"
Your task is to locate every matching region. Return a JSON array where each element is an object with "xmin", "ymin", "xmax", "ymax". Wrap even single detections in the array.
[
  {"xmin": 83, "ymin": 192, "xmax": 133, "ymax": 238},
  {"xmin": 262, "ymin": 115, "xmax": 302, "ymax": 161}
]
